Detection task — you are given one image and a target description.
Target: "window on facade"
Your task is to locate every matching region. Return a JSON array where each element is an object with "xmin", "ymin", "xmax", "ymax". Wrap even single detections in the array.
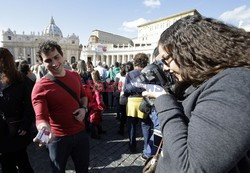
[
  {"xmin": 27, "ymin": 58, "xmax": 31, "ymax": 64},
  {"xmin": 72, "ymin": 40, "xmax": 75, "ymax": 44},
  {"xmin": 71, "ymin": 56, "xmax": 76, "ymax": 63},
  {"xmin": 8, "ymin": 36, "xmax": 11, "ymax": 40}
]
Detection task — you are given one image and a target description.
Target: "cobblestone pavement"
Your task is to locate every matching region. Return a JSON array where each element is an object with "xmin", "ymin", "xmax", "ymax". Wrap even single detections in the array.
[{"xmin": 26, "ymin": 111, "xmax": 146, "ymax": 173}]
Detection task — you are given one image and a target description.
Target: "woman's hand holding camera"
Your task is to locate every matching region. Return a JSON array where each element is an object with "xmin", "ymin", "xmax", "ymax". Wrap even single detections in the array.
[{"xmin": 137, "ymin": 83, "xmax": 168, "ymax": 99}]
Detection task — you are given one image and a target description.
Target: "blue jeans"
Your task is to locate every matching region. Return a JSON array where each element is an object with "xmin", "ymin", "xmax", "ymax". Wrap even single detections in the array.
[
  {"xmin": 127, "ymin": 115, "xmax": 152, "ymax": 154},
  {"xmin": 149, "ymin": 108, "xmax": 160, "ymax": 130},
  {"xmin": 127, "ymin": 116, "xmax": 139, "ymax": 152},
  {"xmin": 141, "ymin": 115, "xmax": 152, "ymax": 157},
  {"xmin": 144, "ymin": 108, "xmax": 160, "ymax": 157},
  {"xmin": 48, "ymin": 130, "xmax": 89, "ymax": 173}
]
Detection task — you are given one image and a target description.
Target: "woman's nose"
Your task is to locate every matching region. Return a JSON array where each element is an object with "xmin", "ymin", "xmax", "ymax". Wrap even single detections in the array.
[{"xmin": 163, "ymin": 64, "xmax": 170, "ymax": 71}]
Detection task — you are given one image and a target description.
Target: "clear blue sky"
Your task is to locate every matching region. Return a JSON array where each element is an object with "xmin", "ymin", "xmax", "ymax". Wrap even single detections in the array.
[{"xmin": 0, "ymin": 0, "xmax": 250, "ymax": 44}]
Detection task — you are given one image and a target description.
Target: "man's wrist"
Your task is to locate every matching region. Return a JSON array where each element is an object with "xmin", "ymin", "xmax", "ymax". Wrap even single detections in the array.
[
  {"xmin": 37, "ymin": 122, "xmax": 50, "ymax": 131},
  {"xmin": 81, "ymin": 106, "xmax": 88, "ymax": 112}
]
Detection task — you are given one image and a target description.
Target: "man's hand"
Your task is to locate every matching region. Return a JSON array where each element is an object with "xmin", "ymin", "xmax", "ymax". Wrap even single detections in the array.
[
  {"xmin": 73, "ymin": 108, "xmax": 86, "ymax": 122},
  {"xmin": 33, "ymin": 122, "xmax": 54, "ymax": 147}
]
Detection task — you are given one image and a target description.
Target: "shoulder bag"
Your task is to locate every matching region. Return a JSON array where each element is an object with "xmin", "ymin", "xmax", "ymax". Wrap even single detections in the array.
[
  {"xmin": 142, "ymin": 139, "xmax": 163, "ymax": 173},
  {"xmin": 45, "ymin": 73, "xmax": 81, "ymax": 107}
]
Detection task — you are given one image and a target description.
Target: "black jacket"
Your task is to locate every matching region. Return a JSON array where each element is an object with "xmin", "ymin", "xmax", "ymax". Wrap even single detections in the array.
[{"xmin": 0, "ymin": 76, "xmax": 35, "ymax": 153}]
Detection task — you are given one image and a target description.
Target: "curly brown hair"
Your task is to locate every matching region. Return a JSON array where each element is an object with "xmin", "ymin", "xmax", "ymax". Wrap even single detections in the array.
[
  {"xmin": 37, "ymin": 40, "xmax": 63, "ymax": 62},
  {"xmin": 133, "ymin": 53, "xmax": 148, "ymax": 68},
  {"xmin": 159, "ymin": 15, "xmax": 250, "ymax": 86}
]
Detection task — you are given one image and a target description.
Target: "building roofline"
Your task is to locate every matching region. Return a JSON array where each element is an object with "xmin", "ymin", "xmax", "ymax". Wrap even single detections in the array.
[
  {"xmin": 92, "ymin": 29, "xmax": 131, "ymax": 40},
  {"xmin": 138, "ymin": 9, "xmax": 201, "ymax": 27}
]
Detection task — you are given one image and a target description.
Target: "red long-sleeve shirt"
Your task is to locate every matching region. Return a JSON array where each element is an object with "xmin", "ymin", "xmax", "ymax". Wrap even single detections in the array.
[{"xmin": 32, "ymin": 70, "xmax": 86, "ymax": 136}]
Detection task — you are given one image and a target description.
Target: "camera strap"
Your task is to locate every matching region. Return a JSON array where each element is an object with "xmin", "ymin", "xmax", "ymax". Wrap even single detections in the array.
[
  {"xmin": 45, "ymin": 73, "xmax": 81, "ymax": 107},
  {"xmin": 156, "ymin": 139, "xmax": 163, "ymax": 154}
]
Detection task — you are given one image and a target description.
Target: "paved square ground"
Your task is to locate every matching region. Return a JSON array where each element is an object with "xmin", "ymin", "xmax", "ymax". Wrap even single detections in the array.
[{"xmin": 26, "ymin": 111, "xmax": 146, "ymax": 173}]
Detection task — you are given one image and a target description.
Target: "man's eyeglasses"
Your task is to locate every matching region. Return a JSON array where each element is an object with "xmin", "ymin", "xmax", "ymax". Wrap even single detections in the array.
[{"xmin": 161, "ymin": 53, "xmax": 173, "ymax": 67}]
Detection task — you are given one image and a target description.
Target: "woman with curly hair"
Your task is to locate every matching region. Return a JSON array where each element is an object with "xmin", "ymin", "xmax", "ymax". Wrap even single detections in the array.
[{"xmin": 142, "ymin": 15, "xmax": 250, "ymax": 173}]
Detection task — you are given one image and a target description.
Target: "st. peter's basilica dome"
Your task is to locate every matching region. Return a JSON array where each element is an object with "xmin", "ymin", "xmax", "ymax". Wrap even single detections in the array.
[{"xmin": 42, "ymin": 17, "xmax": 63, "ymax": 37}]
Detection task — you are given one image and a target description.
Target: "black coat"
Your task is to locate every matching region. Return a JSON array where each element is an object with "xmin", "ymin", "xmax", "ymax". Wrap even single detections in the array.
[{"xmin": 0, "ymin": 76, "xmax": 35, "ymax": 153}]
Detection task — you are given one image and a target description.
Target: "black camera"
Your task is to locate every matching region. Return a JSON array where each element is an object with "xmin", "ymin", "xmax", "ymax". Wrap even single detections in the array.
[
  {"xmin": 134, "ymin": 61, "xmax": 175, "ymax": 113},
  {"xmin": 134, "ymin": 61, "xmax": 175, "ymax": 92}
]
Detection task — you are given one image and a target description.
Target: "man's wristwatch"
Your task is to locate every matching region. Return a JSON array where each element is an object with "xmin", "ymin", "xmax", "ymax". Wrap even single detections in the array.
[{"xmin": 81, "ymin": 106, "xmax": 88, "ymax": 112}]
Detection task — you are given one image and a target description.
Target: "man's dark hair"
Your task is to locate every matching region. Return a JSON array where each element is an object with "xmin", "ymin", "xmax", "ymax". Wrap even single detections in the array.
[
  {"xmin": 159, "ymin": 15, "xmax": 250, "ymax": 85},
  {"xmin": 37, "ymin": 40, "xmax": 63, "ymax": 62},
  {"xmin": 115, "ymin": 62, "xmax": 120, "ymax": 67},
  {"xmin": 18, "ymin": 60, "xmax": 30, "ymax": 75},
  {"xmin": 126, "ymin": 61, "xmax": 134, "ymax": 72},
  {"xmin": 133, "ymin": 53, "xmax": 148, "ymax": 68},
  {"xmin": 120, "ymin": 63, "xmax": 126, "ymax": 76},
  {"xmin": 87, "ymin": 61, "xmax": 93, "ymax": 67}
]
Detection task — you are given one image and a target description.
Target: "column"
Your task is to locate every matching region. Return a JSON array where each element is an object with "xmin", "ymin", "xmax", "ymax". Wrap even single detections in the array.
[
  {"xmin": 101, "ymin": 55, "xmax": 104, "ymax": 65},
  {"xmin": 122, "ymin": 55, "xmax": 126, "ymax": 64},
  {"xmin": 112, "ymin": 55, "xmax": 116, "ymax": 65},
  {"xmin": 23, "ymin": 47, "xmax": 26, "ymax": 60},
  {"xmin": 93, "ymin": 54, "xmax": 97, "ymax": 66},
  {"xmin": 111, "ymin": 56, "xmax": 114, "ymax": 66},
  {"xmin": 107, "ymin": 55, "xmax": 111, "ymax": 67},
  {"xmin": 33, "ymin": 48, "xmax": 37, "ymax": 63},
  {"xmin": 14, "ymin": 47, "xmax": 18, "ymax": 60},
  {"xmin": 118, "ymin": 55, "xmax": 122, "ymax": 63}
]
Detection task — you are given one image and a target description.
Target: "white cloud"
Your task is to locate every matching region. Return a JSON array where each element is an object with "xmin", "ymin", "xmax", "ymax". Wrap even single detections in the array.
[
  {"xmin": 240, "ymin": 22, "xmax": 250, "ymax": 31},
  {"xmin": 121, "ymin": 18, "xmax": 150, "ymax": 32},
  {"xmin": 143, "ymin": 0, "xmax": 161, "ymax": 8},
  {"xmin": 219, "ymin": 5, "xmax": 250, "ymax": 21},
  {"xmin": 219, "ymin": 5, "xmax": 250, "ymax": 31}
]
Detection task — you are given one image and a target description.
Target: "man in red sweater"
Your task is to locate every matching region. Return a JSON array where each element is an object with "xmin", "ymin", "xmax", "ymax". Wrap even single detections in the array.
[{"xmin": 32, "ymin": 40, "xmax": 89, "ymax": 173}]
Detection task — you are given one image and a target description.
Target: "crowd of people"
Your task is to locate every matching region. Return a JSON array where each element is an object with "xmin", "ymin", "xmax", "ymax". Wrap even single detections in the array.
[{"xmin": 0, "ymin": 14, "xmax": 250, "ymax": 173}]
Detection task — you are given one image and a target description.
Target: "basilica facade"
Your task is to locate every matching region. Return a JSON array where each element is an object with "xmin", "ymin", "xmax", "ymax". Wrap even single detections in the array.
[
  {"xmin": 0, "ymin": 17, "xmax": 82, "ymax": 65},
  {"xmin": 1, "ymin": 9, "xmax": 200, "ymax": 67}
]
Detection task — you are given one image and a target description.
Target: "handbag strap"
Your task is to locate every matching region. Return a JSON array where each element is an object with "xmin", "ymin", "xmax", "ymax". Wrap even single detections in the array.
[
  {"xmin": 45, "ymin": 73, "xmax": 81, "ymax": 107},
  {"xmin": 156, "ymin": 139, "xmax": 163, "ymax": 155}
]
